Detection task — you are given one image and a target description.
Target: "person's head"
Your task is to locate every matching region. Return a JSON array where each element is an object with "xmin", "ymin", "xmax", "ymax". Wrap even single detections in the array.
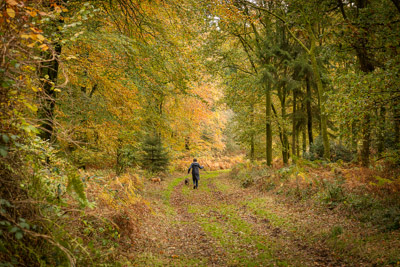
[{"xmin": 193, "ymin": 158, "xmax": 197, "ymax": 162}]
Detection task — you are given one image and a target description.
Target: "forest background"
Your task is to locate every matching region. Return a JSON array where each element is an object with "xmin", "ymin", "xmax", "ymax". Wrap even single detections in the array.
[{"xmin": 1, "ymin": 0, "xmax": 400, "ymax": 265}]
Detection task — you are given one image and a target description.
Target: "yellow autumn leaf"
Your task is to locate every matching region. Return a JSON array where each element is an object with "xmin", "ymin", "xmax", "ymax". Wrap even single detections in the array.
[
  {"xmin": 28, "ymin": 11, "xmax": 37, "ymax": 17},
  {"xmin": 6, "ymin": 0, "xmax": 18, "ymax": 6},
  {"xmin": 38, "ymin": 44, "xmax": 48, "ymax": 51},
  {"xmin": 20, "ymin": 34, "xmax": 30, "ymax": 39},
  {"xmin": 23, "ymin": 101, "xmax": 38, "ymax": 112},
  {"xmin": 6, "ymin": 8, "xmax": 16, "ymax": 18},
  {"xmin": 36, "ymin": 34, "xmax": 45, "ymax": 42}
]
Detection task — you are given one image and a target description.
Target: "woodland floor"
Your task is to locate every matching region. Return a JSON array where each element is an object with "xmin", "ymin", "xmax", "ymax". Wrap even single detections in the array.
[{"xmin": 127, "ymin": 170, "xmax": 400, "ymax": 266}]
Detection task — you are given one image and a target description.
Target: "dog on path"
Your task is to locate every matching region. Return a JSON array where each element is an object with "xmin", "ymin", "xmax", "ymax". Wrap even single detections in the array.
[
  {"xmin": 184, "ymin": 178, "xmax": 189, "ymax": 185},
  {"xmin": 151, "ymin": 178, "xmax": 161, "ymax": 184}
]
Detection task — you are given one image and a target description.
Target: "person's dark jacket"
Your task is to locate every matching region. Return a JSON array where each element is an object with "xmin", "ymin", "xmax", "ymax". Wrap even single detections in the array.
[{"xmin": 188, "ymin": 162, "xmax": 204, "ymax": 180}]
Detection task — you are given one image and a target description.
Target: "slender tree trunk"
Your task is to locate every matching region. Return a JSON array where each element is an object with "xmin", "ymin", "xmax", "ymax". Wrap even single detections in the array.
[
  {"xmin": 282, "ymin": 132, "xmax": 289, "ymax": 164},
  {"xmin": 292, "ymin": 89, "xmax": 297, "ymax": 162},
  {"xmin": 394, "ymin": 105, "xmax": 400, "ymax": 147},
  {"xmin": 250, "ymin": 135, "xmax": 255, "ymax": 162},
  {"xmin": 306, "ymin": 76, "xmax": 313, "ymax": 146},
  {"xmin": 265, "ymin": 81, "xmax": 272, "ymax": 166},
  {"xmin": 351, "ymin": 120, "xmax": 358, "ymax": 152},
  {"xmin": 116, "ymin": 137, "xmax": 123, "ymax": 175},
  {"xmin": 250, "ymin": 105, "xmax": 255, "ymax": 162},
  {"xmin": 302, "ymin": 124, "xmax": 307, "ymax": 156},
  {"xmin": 308, "ymin": 26, "xmax": 330, "ymax": 160},
  {"xmin": 296, "ymin": 124, "xmax": 300, "ymax": 157},
  {"xmin": 361, "ymin": 114, "xmax": 371, "ymax": 167},
  {"xmin": 185, "ymin": 136, "xmax": 190, "ymax": 150},
  {"xmin": 377, "ymin": 107, "xmax": 386, "ymax": 154},
  {"xmin": 39, "ymin": 43, "xmax": 62, "ymax": 141},
  {"xmin": 282, "ymin": 101, "xmax": 289, "ymax": 165}
]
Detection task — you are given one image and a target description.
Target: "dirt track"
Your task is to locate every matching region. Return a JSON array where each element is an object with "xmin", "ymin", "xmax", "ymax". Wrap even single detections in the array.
[{"xmin": 130, "ymin": 171, "xmax": 382, "ymax": 266}]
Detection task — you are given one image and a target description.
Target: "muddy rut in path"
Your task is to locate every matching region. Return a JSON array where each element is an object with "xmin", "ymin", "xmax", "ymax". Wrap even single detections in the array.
[
  {"xmin": 205, "ymin": 176, "xmax": 349, "ymax": 266},
  {"xmin": 168, "ymin": 182, "xmax": 227, "ymax": 265}
]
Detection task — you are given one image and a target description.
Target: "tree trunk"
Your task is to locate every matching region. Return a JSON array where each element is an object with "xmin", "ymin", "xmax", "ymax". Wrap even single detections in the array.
[
  {"xmin": 292, "ymin": 89, "xmax": 297, "ymax": 162},
  {"xmin": 265, "ymin": 81, "xmax": 272, "ymax": 166},
  {"xmin": 306, "ymin": 75, "xmax": 313, "ymax": 147},
  {"xmin": 377, "ymin": 107, "xmax": 386, "ymax": 154},
  {"xmin": 361, "ymin": 114, "xmax": 371, "ymax": 167},
  {"xmin": 302, "ymin": 123, "xmax": 307, "ymax": 156},
  {"xmin": 250, "ymin": 136, "xmax": 255, "ymax": 162},
  {"xmin": 394, "ymin": 105, "xmax": 400, "ymax": 147},
  {"xmin": 282, "ymin": 132, "xmax": 289, "ymax": 165},
  {"xmin": 296, "ymin": 124, "xmax": 300, "ymax": 157},
  {"xmin": 282, "ymin": 100, "xmax": 289, "ymax": 165},
  {"xmin": 39, "ymin": 43, "xmax": 62, "ymax": 141},
  {"xmin": 250, "ymin": 105, "xmax": 255, "ymax": 162},
  {"xmin": 307, "ymin": 22, "xmax": 330, "ymax": 160},
  {"xmin": 185, "ymin": 136, "xmax": 190, "ymax": 151},
  {"xmin": 351, "ymin": 120, "xmax": 358, "ymax": 152}
]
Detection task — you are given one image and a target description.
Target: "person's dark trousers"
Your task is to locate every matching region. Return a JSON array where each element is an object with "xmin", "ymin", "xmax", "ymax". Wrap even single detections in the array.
[{"xmin": 192, "ymin": 177, "xmax": 198, "ymax": 189}]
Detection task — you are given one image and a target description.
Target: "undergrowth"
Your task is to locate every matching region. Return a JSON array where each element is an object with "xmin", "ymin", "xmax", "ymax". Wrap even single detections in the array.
[
  {"xmin": 230, "ymin": 160, "xmax": 400, "ymax": 232},
  {"xmin": 0, "ymin": 137, "xmax": 148, "ymax": 266}
]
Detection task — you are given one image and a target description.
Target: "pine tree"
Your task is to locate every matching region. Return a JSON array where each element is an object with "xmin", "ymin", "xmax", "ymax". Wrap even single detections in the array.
[{"xmin": 140, "ymin": 136, "xmax": 169, "ymax": 173}]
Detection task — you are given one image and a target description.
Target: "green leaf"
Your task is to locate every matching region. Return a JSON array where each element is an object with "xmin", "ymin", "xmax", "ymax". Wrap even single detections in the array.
[
  {"xmin": 10, "ymin": 226, "xmax": 19, "ymax": 233},
  {"xmin": 0, "ymin": 199, "xmax": 12, "ymax": 207},
  {"xmin": 19, "ymin": 222, "xmax": 30, "ymax": 230},
  {"xmin": 0, "ymin": 221, "xmax": 11, "ymax": 226},
  {"xmin": 15, "ymin": 232, "xmax": 23, "ymax": 240},
  {"xmin": 2, "ymin": 134, "xmax": 9, "ymax": 143},
  {"xmin": 0, "ymin": 147, "xmax": 8, "ymax": 157}
]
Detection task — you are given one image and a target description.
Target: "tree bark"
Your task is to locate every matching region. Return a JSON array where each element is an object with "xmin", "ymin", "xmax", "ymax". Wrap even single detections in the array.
[
  {"xmin": 361, "ymin": 114, "xmax": 371, "ymax": 167},
  {"xmin": 250, "ymin": 105, "xmax": 255, "ymax": 162},
  {"xmin": 281, "ymin": 98, "xmax": 289, "ymax": 165},
  {"xmin": 377, "ymin": 107, "xmax": 386, "ymax": 154},
  {"xmin": 39, "ymin": 43, "xmax": 62, "ymax": 141},
  {"xmin": 302, "ymin": 123, "xmax": 307, "ymax": 156},
  {"xmin": 308, "ymin": 27, "xmax": 330, "ymax": 160},
  {"xmin": 306, "ymin": 75, "xmax": 313, "ymax": 146},
  {"xmin": 265, "ymin": 81, "xmax": 272, "ymax": 166},
  {"xmin": 394, "ymin": 105, "xmax": 400, "ymax": 147},
  {"xmin": 292, "ymin": 89, "xmax": 297, "ymax": 162},
  {"xmin": 351, "ymin": 120, "xmax": 358, "ymax": 152}
]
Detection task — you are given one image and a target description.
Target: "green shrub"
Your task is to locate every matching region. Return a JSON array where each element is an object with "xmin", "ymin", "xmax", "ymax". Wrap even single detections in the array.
[
  {"xmin": 319, "ymin": 176, "xmax": 346, "ymax": 207},
  {"xmin": 304, "ymin": 136, "xmax": 354, "ymax": 162},
  {"xmin": 116, "ymin": 144, "xmax": 138, "ymax": 175},
  {"xmin": 0, "ymin": 137, "xmax": 87, "ymax": 266},
  {"xmin": 345, "ymin": 193, "xmax": 400, "ymax": 231}
]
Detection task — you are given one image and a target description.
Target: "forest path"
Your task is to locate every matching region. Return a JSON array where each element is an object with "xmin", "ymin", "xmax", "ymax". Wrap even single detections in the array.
[{"xmin": 130, "ymin": 171, "xmax": 367, "ymax": 266}]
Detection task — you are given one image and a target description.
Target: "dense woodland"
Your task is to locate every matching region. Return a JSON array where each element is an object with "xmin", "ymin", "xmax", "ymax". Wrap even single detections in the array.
[{"xmin": 1, "ymin": 0, "xmax": 400, "ymax": 266}]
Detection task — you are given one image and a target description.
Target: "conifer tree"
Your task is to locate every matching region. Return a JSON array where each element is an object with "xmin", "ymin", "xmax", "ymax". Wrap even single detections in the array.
[{"xmin": 140, "ymin": 136, "xmax": 169, "ymax": 173}]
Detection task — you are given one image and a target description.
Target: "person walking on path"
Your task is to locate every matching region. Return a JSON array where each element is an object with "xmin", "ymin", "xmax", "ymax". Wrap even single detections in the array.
[{"xmin": 188, "ymin": 158, "xmax": 204, "ymax": 189}]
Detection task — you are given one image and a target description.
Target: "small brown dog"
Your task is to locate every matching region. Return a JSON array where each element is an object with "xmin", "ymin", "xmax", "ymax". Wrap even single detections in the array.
[
  {"xmin": 184, "ymin": 178, "xmax": 189, "ymax": 185},
  {"xmin": 151, "ymin": 178, "xmax": 161, "ymax": 184}
]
